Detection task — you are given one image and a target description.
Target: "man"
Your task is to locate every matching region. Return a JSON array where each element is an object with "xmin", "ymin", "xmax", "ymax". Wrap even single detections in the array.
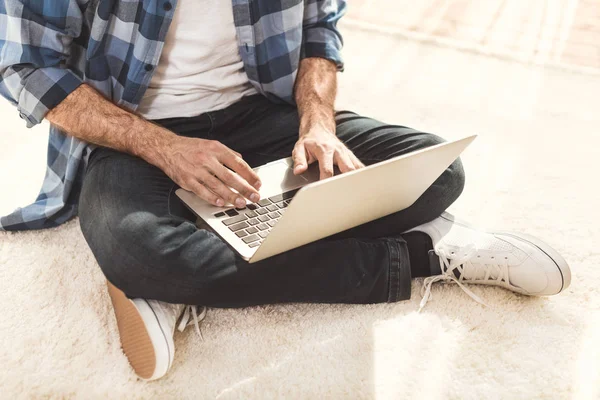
[{"xmin": 0, "ymin": 0, "xmax": 570, "ymax": 381}]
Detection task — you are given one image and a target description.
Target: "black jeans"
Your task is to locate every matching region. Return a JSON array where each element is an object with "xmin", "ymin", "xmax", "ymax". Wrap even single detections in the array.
[{"xmin": 79, "ymin": 95, "xmax": 465, "ymax": 306}]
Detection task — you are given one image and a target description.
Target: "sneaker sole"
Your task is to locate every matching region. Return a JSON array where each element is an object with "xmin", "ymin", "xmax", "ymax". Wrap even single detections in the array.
[
  {"xmin": 106, "ymin": 282, "xmax": 172, "ymax": 380},
  {"xmin": 440, "ymin": 212, "xmax": 572, "ymax": 294}
]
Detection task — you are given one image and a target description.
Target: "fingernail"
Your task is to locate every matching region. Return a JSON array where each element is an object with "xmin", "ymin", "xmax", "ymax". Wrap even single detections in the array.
[
  {"xmin": 296, "ymin": 164, "xmax": 304, "ymax": 170},
  {"xmin": 250, "ymin": 193, "xmax": 260, "ymax": 202},
  {"xmin": 235, "ymin": 198, "xmax": 246, "ymax": 208},
  {"xmin": 216, "ymin": 199, "xmax": 224, "ymax": 207},
  {"xmin": 254, "ymin": 181, "xmax": 262, "ymax": 189}
]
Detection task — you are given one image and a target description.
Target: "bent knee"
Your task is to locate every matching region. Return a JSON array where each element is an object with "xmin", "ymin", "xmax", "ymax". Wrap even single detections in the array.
[
  {"xmin": 80, "ymin": 204, "xmax": 232, "ymax": 300},
  {"xmin": 415, "ymin": 133, "xmax": 466, "ymax": 194},
  {"xmin": 447, "ymin": 157, "xmax": 466, "ymax": 198}
]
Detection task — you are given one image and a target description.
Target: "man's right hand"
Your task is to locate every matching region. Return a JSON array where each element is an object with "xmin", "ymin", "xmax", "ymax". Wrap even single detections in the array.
[
  {"xmin": 45, "ymin": 85, "xmax": 261, "ymax": 208},
  {"xmin": 162, "ymin": 136, "xmax": 262, "ymax": 208}
]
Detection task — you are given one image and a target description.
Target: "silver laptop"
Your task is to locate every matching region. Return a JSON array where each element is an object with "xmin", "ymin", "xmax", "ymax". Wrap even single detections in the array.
[{"xmin": 176, "ymin": 135, "xmax": 476, "ymax": 263}]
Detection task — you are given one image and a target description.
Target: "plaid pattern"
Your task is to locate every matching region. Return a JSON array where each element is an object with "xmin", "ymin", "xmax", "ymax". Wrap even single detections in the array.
[{"xmin": 0, "ymin": 0, "xmax": 346, "ymax": 231}]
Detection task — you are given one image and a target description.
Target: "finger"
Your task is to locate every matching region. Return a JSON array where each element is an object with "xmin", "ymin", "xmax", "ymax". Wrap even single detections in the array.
[
  {"xmin": 198, "ymin": 169, "xmax": 246, "ymax": 208},
  {"xmin": 312, "ymin": 145, "xmax": 334, "ymax": 180},
  {"xmin": 219, "ymin": 150, "xmax": 262, "ymax": 190},
  {"xmin": 211, "ymin": 162, "xmax": 261, "ymax": 204},
  {"xmin": 231, "ymin": 149, "xmax": 242, "ymax": 158},
  {"xmin": 184, "ymin": 178, "xmax": 225, "ymax": 207},
  {"xmin": 333, "ymin": 149, "xmax": 356, "ymax": 174},
  {"xmin": 292, "ymin": 142, "xmax": 308, "ymax": 175}
]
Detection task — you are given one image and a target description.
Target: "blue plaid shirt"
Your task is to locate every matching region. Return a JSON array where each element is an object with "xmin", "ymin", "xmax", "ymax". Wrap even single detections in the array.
[{"xmin": 0, "ymin": 0, "xmax": 345, "ymax": 231}]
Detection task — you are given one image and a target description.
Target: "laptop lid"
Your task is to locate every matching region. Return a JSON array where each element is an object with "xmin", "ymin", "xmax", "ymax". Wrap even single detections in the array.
[{"xmin": 249, "ymin": 135, "xmax": 476, "ymax": 263}]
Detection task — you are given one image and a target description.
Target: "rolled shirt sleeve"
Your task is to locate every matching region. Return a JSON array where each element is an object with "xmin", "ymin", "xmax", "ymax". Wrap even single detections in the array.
[
  {"xmin": 0, "ymin": 0, "xmax": 85, "ymax": 128},
  {"xmin": 301, "ymin": 0, "xmax": 347, "ymax": 71}
]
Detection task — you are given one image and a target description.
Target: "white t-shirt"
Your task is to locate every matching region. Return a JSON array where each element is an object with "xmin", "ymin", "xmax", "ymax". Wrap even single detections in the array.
[{"xmin": 137, "ymin": 0, "xmax": 257, "ymax": 120}]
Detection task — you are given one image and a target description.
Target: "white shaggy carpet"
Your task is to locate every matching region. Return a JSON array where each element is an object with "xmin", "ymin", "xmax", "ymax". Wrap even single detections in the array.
[{"xmin": 1, "ymin": 23, "xmax": 599, "ymax": 399}]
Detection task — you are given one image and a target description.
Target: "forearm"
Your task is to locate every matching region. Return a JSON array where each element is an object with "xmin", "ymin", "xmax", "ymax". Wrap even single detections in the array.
[
  {"xmin": 294, "ymin": 57, "xmax": 338, "ymax": 136},
  {"xmin": 46, "ymin": 84, "xmax": 174, "ymax": 170}
]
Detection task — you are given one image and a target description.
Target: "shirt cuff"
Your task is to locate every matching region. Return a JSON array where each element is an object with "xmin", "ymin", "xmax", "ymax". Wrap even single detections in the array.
[
  {"xmin": 301, "ymin": 27, "xmax": 345, "ymax": 72},
  {"xmin": 17, "ymin": 67, "xmax": 83, "ymax": 128}
]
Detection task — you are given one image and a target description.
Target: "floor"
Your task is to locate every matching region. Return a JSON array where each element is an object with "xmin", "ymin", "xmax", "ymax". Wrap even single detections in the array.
[
  {"xmin": 347, "ymin": 0, "xmax": 600, "ymax": 71},
  {"xmin": 1, "ymin": 3, "xmax": 599, "ymax": 399}
]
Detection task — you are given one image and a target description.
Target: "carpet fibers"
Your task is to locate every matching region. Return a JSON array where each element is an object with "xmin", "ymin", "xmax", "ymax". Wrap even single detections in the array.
[{"xmin": 1, "ymin": 25, "xmax": 599, "ymax": 399}]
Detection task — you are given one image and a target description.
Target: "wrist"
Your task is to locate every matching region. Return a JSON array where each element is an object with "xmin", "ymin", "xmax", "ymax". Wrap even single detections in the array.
[
  {"xmin": 132, "ymin": 118, "xmax": 177, "ymax": 170},
  {"xmin": 299, "ymin": 109, "xmax": 336, "ymax": 137}
]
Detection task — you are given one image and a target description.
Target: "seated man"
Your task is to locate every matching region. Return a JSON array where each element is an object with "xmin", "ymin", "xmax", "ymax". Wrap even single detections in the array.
[{"xmin": 0, "ymin": 0, "xmax": 570, "ymax": 381}]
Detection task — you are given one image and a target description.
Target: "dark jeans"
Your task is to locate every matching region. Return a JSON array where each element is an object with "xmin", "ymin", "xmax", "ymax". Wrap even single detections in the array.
[{"xmin": 78, "ymin": 95, "xmax": 465, "ymax": 307}]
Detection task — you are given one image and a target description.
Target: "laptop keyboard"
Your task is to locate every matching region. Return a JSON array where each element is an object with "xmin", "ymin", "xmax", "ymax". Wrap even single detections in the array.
[{"xmin": 212, "ymin": 188, "xmax": 299, "ymax": 248}]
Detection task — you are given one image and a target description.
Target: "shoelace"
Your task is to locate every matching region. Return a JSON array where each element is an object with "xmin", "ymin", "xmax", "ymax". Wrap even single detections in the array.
[
  {"xmin": 178, "ymin": 305, "xmax": 208, "ymax": 340},
  {"xmin": 419, "ymin": 244, "xmax": 509, "ymax": 312}
]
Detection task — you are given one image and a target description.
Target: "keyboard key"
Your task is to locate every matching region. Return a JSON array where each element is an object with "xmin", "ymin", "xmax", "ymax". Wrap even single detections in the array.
[
  {"xmin": 225, "ymin": 209, "xmax": 238, "ymax": 217},
  {"xmin": 245, "ymin": 211, "xmax": 258, "ymax": 218},
  {"xmin": 257, "ymin": 223, "xmax": 269, "ymax": 231},
  {"xmin": 236, "ymin": 206, "xmax": 247, "ymax": 211},
  {"xmin": 266, "ymin": 204, "xmax": 279, "ymax": 212},
  {"xmin": 258, "ymin": 215, "xmax": 270, "ymax": 222},
  {"xmin": 214, "ymin": 212, "xmax": 226, "ymax": 218},
  {"xmin": 268, "ymin": 194, "xmax": 284, "ymax": 203},
  {"xmin": 269, "ymin": 189, "xmax": 299, "ymax": 203},
  {"xmin": 284, "ymin": 199, "xmax": 292, "ymax": 205},
  {"xmin": 222, "ymin": 214, "xmax": 247, "ymax": 226},
  {"xmin": 258, "ymin": 231, "xmax": 269, "ymax": 238},
  {"xmin": 246, "ymin": 226, "xmax": 258, "ymax": 234},
  {"xmin": 236, "ymin": 230, "xmax": 248, "ymax": 238},
  {"xmin": 229, "ymin": 221, "xmax": 249, "ymax": 232},
  {"xmin": 256, "ymin": 208, "xmax": 269, "ymax": 215},
  {"xmin": 267, "ymin": 220, "xmax": 278, "ymax": 227},
  {"xmin": 268, "ymin": 211, "xmax": 280, "ymax": 219},
  {"xmin": 249, "ymin": 242, "xmax": 261, "ymax": 248},
  {"xmin": 282, "ymin": 189, "xmax": 299, "ymax": 200},
  {"xmin": 257, "ymin": 199, "xmax": 271, "ymax": 207},
  {"xmin": 248, "ymin": 218, "xmax": 260, "ymax": 226},
  {"xmin": 247, "ymin": 204, "xmax": 258, "ymax": 210},
  {"xmin": 242, "ymin": 234, "xmax": 260, "ymax": 244},
  {"xmin": 276, "ymin": 201, "xmax": 287, "ymax": 209}
]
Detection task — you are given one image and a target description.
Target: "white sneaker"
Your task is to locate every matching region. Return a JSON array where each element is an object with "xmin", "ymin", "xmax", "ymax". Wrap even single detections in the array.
[
  {"xmin": 405, "ymin": 213, "xmax": 571, "ymax": 310},
  {"xmin": 107, "ymin": 282, "xmax": 206, "ymax": 380}
]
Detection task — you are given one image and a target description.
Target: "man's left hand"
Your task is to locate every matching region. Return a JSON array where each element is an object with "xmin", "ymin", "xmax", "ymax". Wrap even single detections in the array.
[{"xmin": 292, "ymin": 123, "xmax": 365, "ymax": 180}]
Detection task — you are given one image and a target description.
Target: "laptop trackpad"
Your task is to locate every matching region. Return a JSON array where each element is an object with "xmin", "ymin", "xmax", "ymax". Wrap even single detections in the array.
[{"xmin": 256, "ymin": 159, "xmax": 315, "ymax": 195}]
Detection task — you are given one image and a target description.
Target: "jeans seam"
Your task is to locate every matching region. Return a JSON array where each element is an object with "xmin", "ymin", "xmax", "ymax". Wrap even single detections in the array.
[
  {"xmin": 386, "ymin": 238, "xmax": 412, "ymax": 302},
  {"xmin": 386, "ymin": 238, "xmax": 401, "ymax": 302}
]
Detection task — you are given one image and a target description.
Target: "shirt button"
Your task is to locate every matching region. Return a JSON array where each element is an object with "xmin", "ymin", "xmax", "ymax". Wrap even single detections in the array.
[
  {"xmin": 163, "ymin": 2, "xmax": 172, "ymax": 11},
  {"xmin": 144, "ymin": 64, "xmax": 154, "ymax": 72}
]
